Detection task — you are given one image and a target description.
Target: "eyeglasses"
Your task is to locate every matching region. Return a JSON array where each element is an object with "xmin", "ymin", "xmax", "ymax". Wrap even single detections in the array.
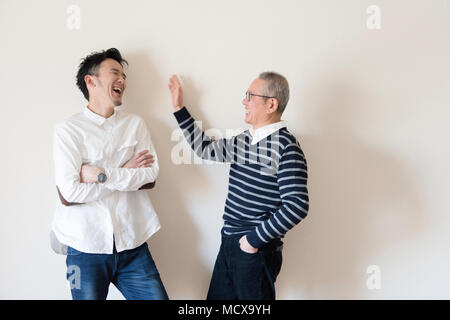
[{"xmin": 245, "ymin": 91, "xmax": 276, "ymax": 101}]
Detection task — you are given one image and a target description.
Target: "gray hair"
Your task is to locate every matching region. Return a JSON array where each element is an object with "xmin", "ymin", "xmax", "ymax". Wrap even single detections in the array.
[{"xmin": 258, "ymin": 71, "xmax": 290, "ymax": 114}]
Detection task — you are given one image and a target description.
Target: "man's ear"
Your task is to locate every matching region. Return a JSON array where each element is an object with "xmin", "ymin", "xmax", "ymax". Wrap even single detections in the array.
[
  {"xmin": 84, "ymin": 74, "xmax": 96, "ymax": 89},
  {"xmin": 267, "ymin": 98, "xmax": 279, "ymax": 114}
]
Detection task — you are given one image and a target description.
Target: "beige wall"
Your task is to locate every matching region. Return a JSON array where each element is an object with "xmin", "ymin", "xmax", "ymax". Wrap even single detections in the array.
[{"xmin": 0, "ymin": 0, "xmax": 449, "ymax": 299}]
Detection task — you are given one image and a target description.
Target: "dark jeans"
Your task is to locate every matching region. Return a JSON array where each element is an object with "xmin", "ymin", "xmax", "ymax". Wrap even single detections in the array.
[
  {"xmin": 207, "ymin": 236, "xmax": 283, "ymax": 300},
  {"xmin": 66, "ymin": 241, "xmax": 168, "ymax": 300}
]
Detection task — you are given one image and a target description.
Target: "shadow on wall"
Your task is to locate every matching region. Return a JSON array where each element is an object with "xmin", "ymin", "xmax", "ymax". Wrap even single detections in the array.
[
  {"xmin": 277, "ymin": 78, "xmax": 426, "ymax": 299},
  {"xmin": 123, "ymin": 51, "xmax": 214, "ymax": 299}
]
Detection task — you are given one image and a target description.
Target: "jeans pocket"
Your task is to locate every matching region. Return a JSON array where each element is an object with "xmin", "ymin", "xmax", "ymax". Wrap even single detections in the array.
[
  {"xmin": 263, "ymin": 248, "xmax": 282, "ymax": 283},
  {"xmin": 272, "ymin": 250, "xmax": 283, "ymax": 279},
  {"xmin": 240, "ymin": 246, "xmax": 259, "ymax": 255}
]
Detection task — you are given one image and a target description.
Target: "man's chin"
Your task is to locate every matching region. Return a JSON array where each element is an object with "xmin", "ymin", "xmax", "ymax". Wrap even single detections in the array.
[{"xmin": 113, "ymin": 100, "xmax": 122, "ymax": 107}]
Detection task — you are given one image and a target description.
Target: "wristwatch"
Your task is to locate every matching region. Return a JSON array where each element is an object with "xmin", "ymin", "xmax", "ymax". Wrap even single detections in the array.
[{"xmin": 97, "ymin": 172, "xmax": 107, "ymax": 183}]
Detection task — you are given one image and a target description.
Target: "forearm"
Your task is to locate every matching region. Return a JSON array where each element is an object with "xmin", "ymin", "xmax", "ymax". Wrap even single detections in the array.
[
  {"xmin": 246, "ymin": 195, "xmax": 308, "ymax": 248},
  {"xmin": 57, "ymin": 181, "xmax": 155, "ymax": 206},
  {"xmin": 56, "ymin": 179, "xmax": 113, "ymax": 204},
  {"xmin": 174, "ymin": 106, "xmax": 233, "ymax": 162},
  {"xmin": 56, "ymin": 186, "xmax": 82, "ymax": 206},
  {"xmin": 103, "ymin": 166, "xmax": 159, "ymax": 192}
]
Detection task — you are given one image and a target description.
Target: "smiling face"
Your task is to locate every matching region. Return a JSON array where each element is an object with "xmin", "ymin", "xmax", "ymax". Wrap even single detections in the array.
[
  {"xmin": 242, "ymin": 78, "xmax": 280, "ymax": 129},
  {"xmin": 86, "ymin": 58, "xmax": 127, "ymax": 107}
]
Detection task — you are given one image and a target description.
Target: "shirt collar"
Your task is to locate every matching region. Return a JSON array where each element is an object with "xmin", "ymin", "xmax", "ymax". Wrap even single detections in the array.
[
  {"xmin": 249, "ymin": 121, "xmax": 287, "ymax": 145},
  {"xmin": 83, "ymin": 106, "xmax": 117, "ymax": 126}
]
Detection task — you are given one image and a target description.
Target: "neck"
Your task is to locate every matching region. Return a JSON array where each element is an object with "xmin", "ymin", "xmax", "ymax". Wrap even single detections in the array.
[
  {"xmin": 87, "ymin": 98, "xmax": 115, "ymax": 118},
  {"xmin": 252, "ymin": 117, "xmax": 282, "ymax": 131}
]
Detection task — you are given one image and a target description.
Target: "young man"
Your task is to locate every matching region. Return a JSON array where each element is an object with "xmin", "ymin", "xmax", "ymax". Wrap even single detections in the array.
[
  {"xmin": 51, "ymin": 48, "xmax": 168, "ymax": 300},
  {"xmin": 168, "ymin": 72, "xmax": 309, "ymax": 299}
]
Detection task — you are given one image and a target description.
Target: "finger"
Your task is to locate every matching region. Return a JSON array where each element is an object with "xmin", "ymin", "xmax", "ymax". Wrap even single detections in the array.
[
  {"xmin": 136, "ymin": 154, "xmax": 151, "ymax": 163},
  {"xmin": 173, "ymin": 75, "xmax": 180, "ymax": 85},
  {"xmin": 141, "ymin": 152, "xmax": 153, "ymax": 159},
  {"xmin": 137, "ymin": 155, "xmax": 153, "ymax": 163},
  {"xmin": 138, "ymin": 159, "xmax": 154, "ymax": 167},
  {"xmin": 135, "ymin": 150, "xmax": 150, "ymax": 161},
  {"xmin": 170, "ymin": 74, "xmax": 180, "ymax": 87},
  {"xmin": 169, "ymin": 82, "xmax": 177, "ymax": 92},
  {"xmin": 136, "ymin": 150, "xmax": 149, "ymax": 157}
]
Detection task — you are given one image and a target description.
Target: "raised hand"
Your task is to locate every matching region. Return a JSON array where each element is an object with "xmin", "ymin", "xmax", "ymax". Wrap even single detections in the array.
[{"xmin": 168, "ymin": 74, "xmax": 183, "ymax": 112}]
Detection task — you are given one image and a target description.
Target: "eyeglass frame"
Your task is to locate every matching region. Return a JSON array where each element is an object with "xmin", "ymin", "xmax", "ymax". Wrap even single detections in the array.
[{"xmin": 245, "ymin": 91, "xmax": 276, "ymax": 101}]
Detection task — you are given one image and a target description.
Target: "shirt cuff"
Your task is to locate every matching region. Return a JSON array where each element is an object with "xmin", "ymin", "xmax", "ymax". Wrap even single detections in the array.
[
  {"xmin": 246, "ymin": 230, "xmax": 265, "ymax": 249},
  {"xmin": 173, "ymin": 106, "xmax": 190, "ymax": 124}
]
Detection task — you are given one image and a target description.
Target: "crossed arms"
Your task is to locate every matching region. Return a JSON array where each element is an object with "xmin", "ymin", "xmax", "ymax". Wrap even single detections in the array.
[
  {"xmin": 54, "ymin": 118, "xmax": 158, "ymax": 206},
  {"xmin": 56, "ymin": 183, "xmax": 155, "ymax": 206}
]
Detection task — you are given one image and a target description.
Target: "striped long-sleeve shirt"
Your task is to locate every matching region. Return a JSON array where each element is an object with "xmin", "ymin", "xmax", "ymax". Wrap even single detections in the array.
[{"xmin": 174, "ymin": 107, "xmax": 309, "ymax": 248}]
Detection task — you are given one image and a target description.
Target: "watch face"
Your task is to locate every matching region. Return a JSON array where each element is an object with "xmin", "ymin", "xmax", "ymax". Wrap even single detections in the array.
[{"xmin": 98, "ymin": 173, "xmax": 107, "ymax": 183}]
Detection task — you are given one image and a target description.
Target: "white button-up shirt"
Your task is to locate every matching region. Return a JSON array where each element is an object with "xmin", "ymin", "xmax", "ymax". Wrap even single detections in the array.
[
  {"xmin": 50, "ymin": 106, "xmax": 161, "ymax": 254},
  {"xmin": 249, "ymin": 121, "xmax": 287, "ymax": 145}
]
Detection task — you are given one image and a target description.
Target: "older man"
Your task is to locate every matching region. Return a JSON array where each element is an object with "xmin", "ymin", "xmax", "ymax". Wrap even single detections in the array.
[{"xmin": 168, "ymin": 72, "xmax": 309, "ymax": 300}]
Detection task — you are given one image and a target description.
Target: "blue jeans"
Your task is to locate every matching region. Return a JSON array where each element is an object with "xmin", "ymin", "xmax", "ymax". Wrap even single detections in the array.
[
  {"xmin": 207, "ymin": 236, "xmax": 283, "ymax": 300},
  {"xmin": 66, "ymin": 241, "xmax": 168, "ymax": 300}
]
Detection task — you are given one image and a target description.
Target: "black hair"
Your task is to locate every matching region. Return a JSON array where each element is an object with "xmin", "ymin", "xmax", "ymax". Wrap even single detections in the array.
[{"xmin": 76, "ymin": 48, "xmax": 128, "ymax": 100}]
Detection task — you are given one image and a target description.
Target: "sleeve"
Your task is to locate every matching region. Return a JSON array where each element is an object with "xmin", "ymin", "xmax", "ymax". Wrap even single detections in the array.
[
  {"xmin": 246, "ymin": 143, "xmax": 309, "ymax": 248},
  {"xmin": 173, "ymin": 106, "xmax": 240, "ymax": 163},
  {"xmin": 103, "ymin": 117, "xmax": 159, "ymax": 191},
  {"xmin": 54, "ymin": 124, "xmax": 113, "ymax": 204}
]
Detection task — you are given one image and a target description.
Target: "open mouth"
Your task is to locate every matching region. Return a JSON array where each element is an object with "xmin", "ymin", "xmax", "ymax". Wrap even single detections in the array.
[{"xmin": 112, "ymin": 87, "xmax": 123, "ymax": 96}]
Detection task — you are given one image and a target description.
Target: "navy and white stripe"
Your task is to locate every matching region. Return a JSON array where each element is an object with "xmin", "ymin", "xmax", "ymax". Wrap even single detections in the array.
[{"xmin": 174, "ymin": 107, "xmax": 309, "ymax": 248}]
